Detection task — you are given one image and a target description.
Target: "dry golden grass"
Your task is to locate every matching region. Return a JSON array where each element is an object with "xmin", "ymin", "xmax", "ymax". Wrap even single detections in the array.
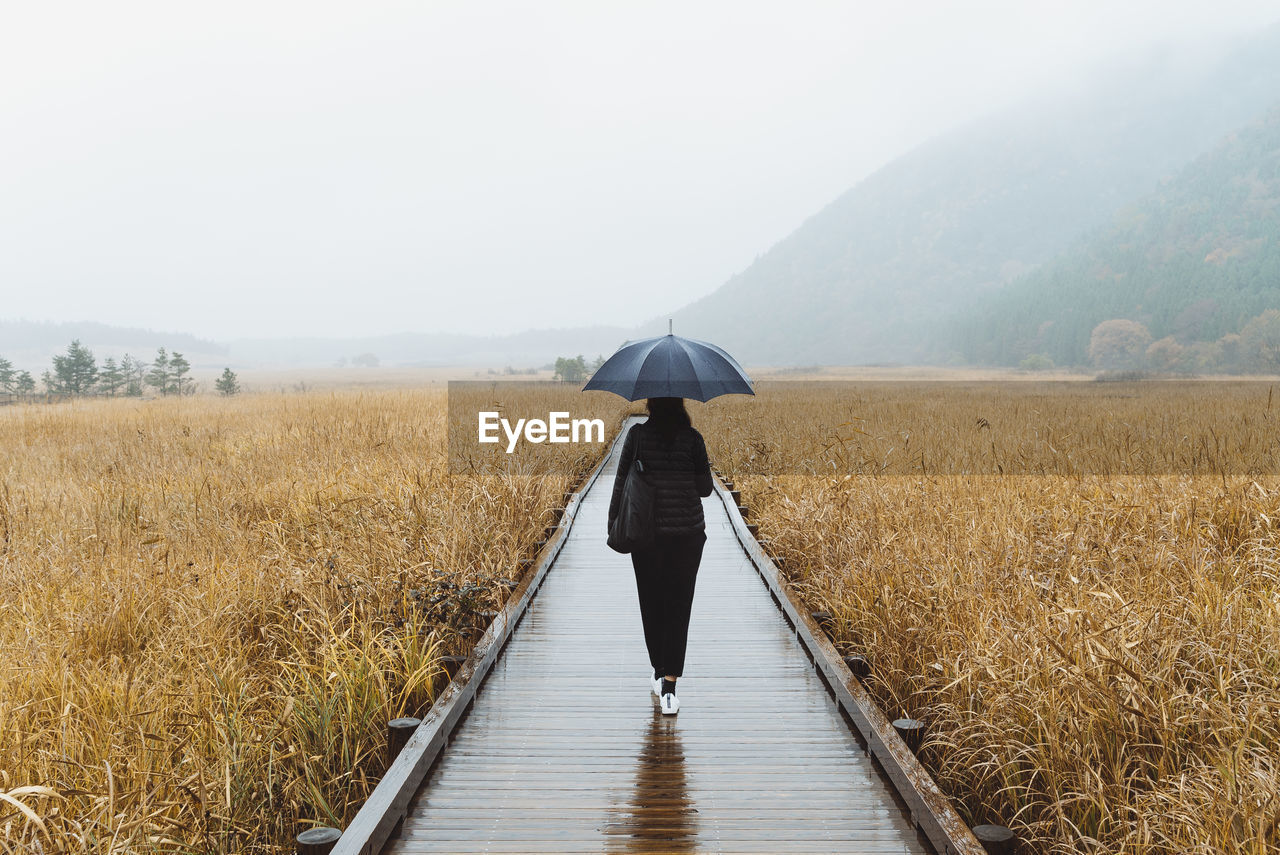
[
  {"xmin": 0, "ymin": 387, "xmax": 623, "ymax": 853},
  {"xmin": 695, "ymin": 381, "xmax": 1280, "ymax": 854},
  {"xmin": 10, "ymin": 378, "xmax": 1274, "ymax": 853}
]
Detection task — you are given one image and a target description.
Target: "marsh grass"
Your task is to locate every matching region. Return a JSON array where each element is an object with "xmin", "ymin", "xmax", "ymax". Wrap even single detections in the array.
[
  {"xmin": 0, "ymin": 388, "xmax": 624, "ymax": 852},
  {"xmin": 696, "ymin": 382, "xmax": 1280, "ymax": 855}
]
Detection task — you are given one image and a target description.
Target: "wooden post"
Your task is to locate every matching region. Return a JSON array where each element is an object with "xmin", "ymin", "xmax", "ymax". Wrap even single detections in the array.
[
  {"xmin": 737, "ymin": 505, "xmax": 749, "ymax": 519},
  {"xmin": 476, "ymin": 610, "xmax": 498, "ymax": 637},
  {"xmin": 810, "ymin": 611, "xmax": 835, "ymax": 635},
  {"xmin": 746, "ymin": 523, "xmax": 759, "ymax": 537},
  {"xmin": 843, "ymin": 654, "xmax": 871, "ymax": 679},
  {"xmin": 384, "ymin": 716, "xmax": 421, "ymax": 840},
  {"xmin": 892, "ymin": 718, "xmax": 925, "ymax": 752},
  {"xmin": 973, "ymin": 825, "xmax": 1017, "ymax": 854},
  {"xmin": 440, "ymin": 655, "xmax": 466, "ymax": 679},
  {"xmin": 730, "ymin": 489, "xmax": 741, "ymax": 504},
  {"xmin": 387, "ymin": 717, "xmax": 421, "ymax": 766},
  {"xmin": 296, "ymin": 827, "xmax": 341, "ymax": 855}
]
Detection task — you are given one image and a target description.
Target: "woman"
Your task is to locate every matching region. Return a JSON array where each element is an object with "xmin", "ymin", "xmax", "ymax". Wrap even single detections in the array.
[{"xmin": 607, "ymin": 397, "xmax": 713, "ymax": 715}]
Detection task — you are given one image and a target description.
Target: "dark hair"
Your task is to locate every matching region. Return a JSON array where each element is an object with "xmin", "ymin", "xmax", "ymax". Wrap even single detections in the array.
[{"xmin": 645, "ymin": 397, "xmax": 691, "ymax": 443}]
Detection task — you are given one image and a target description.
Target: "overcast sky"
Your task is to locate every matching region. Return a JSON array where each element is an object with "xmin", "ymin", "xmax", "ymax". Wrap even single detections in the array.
[{"xmin": 2, "ymin": 1, "xmax": 1277, "ymax": 342}]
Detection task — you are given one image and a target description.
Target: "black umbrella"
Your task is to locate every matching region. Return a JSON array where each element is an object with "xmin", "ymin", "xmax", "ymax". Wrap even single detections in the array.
[{"xmin": 582, "ymin": 329, "xmax": 754, "ymax": 402}]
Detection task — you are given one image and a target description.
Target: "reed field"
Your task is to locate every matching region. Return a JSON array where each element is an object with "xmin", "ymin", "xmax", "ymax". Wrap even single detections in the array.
[
  {"xmin": 695, "ymin": 381, "xmax": 1280, "ymax": 855},
  {"xmin": 0, "ymin": 387, "xmax": 624, "ymax": 853},
  {"xmin": 6, "ymin": 379, "xmax": 1277, "ymax": 854}
]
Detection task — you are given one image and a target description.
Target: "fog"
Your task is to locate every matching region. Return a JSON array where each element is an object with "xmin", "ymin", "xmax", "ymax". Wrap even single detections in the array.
[{"xmin": 2, "ymin": 1, "xmax": 1277, "ymax": 344}]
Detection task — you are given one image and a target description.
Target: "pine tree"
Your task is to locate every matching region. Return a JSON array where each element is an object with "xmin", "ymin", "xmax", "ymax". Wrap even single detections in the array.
[
  {"xmin": 51, "ymin": 339, "xmax": 99, "ymax": 395},
  {"xmin": 14, "ymin": 371, "xmax": 34, "ymax": 397},
  {"xmin": 120, "ymin": 354, "xmax": 147, "ymax": 396},
  {"xmin": 169, "ymin": 352, "xmax": 193, "ymax": 395},
  {"xmin": 147, "ymin": 348, "xmax": 171, "ymax": 395},
  {"xmin": 215, "ymin": 367, "xmax": 241, "ymax": 396},
  {"xmin": 0, "ymin": 356, "xmax": 14, "ymax": 394},
  {"xmin": 99, "ymin": 357, "xmax": 126, "ymax": 396},
  {"xmin": 71, "ymin": 339, "xmax": 99, "ymax": 393}
]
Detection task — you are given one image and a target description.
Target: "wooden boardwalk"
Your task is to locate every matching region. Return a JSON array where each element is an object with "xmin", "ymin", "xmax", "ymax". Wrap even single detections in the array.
[{"xmin": 381, "ymin": 427, "xmax": 933, "ymax": 854}]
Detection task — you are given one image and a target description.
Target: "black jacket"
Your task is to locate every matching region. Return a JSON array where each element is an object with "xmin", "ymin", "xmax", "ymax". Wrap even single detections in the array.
[{"xmin": 609, "ymin": 421, "xmax": 713, "ymax": 536}]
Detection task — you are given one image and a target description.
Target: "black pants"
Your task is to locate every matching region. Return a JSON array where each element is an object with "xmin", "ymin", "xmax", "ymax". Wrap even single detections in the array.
[{"xmin": 630, "ymin": 530, "xmax": 707, "ymax": 678}]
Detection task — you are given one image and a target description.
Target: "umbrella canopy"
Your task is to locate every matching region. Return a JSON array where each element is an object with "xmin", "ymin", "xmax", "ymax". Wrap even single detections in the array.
[{"xmin": 582, "ymin": 333, "xmax": 754, "ymax": 402}]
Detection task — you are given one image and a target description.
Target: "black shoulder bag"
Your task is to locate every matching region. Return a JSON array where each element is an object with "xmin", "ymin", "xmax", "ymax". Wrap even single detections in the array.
[{"xmin": 607, "ymin": 432, "xmax": 656, "ymax": 554}]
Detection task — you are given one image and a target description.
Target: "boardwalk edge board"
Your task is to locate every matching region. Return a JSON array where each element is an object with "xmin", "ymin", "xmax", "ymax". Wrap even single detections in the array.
[
  {"xmin": 330, "ymin": 417, "xmax": 633, "ymax": 855},
  {"xmin": 712, "ymin": 480, "xmax": 988, "ymax": 855}
]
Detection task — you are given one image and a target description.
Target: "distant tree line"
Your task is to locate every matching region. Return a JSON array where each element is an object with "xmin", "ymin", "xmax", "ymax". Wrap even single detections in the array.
[
  {"xmin": 334, "ymin": 353, "xmax": 380, "ymax": 368},
  {"xmin": 0, "ymin": 340, "xmax": 241, "ymax": 401},
  {"xmin": 553, "ymin": 354, "xmax": 605, "ymax": 383},
  {"xmin": 1009, "ymin": 309, "xmax": 1280, "ymax": 374},
  {"xmin": 485, "ymin": 365, "xmax": 540, "ymax": 376}
]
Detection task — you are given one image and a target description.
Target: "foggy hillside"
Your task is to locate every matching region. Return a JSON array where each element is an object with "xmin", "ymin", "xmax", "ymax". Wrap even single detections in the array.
[
  {"xmin": 225, "ymin": 326, "xmax": 634, "ymax": 369},
  {"xmin": 0, "ymin": 319, "xmax": 633, "ymax": 372},
  {"xmin": 0, "ymin": 320, "xmax": 226, "ymax": 371},
  {"xmin": 10, "ymin": 26, "xmax": 1280, "ymax": 374},
  {"xmin": 650, "ymin": 25, "xmax": 1280, "ymax": 365},
  {"xmin": 954, "ymin": 107, "xmax": 1280, "ymax": 366}
]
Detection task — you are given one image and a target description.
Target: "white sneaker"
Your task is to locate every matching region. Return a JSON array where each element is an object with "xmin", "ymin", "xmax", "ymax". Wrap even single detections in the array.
[
  {"xmin": 651, "ymin": 675, "xmax": 663, "ymax": 697},
  {"xmin": 660, "ymin": 689, "xmax": 679, "ymax": 715}
]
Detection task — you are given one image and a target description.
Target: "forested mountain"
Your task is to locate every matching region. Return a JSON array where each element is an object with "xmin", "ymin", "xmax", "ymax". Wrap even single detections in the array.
[
  {"xmin": 651, "ymin": 25, "xmax": 1280, "ymax": 366},
  {"xmin": 953, "ymin": 109, "xmax": 1280, "ymax": 367}
]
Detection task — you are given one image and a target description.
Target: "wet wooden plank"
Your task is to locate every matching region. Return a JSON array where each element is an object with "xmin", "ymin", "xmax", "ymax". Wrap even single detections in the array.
[
  {"xmin": 714, "ymin": 469, "xmax": 987, "ymax": 854},
  {"xmin": 395, "ymin": 845, "xmax": 916, "ymax": 851},
  {"xmin": 330, "ymin": 420, "xmax": 629, "ymax": 854},
  {"xmin": 375, "ymin": 418, "xmax": 934, "ymax": 855},
  {"xmin": 412, "ymin": 795, "xmax": 909, "ymax": 811},
  {"xmin": 401, "ymin": 807, "xmax": 909, "ymax": 819}
]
